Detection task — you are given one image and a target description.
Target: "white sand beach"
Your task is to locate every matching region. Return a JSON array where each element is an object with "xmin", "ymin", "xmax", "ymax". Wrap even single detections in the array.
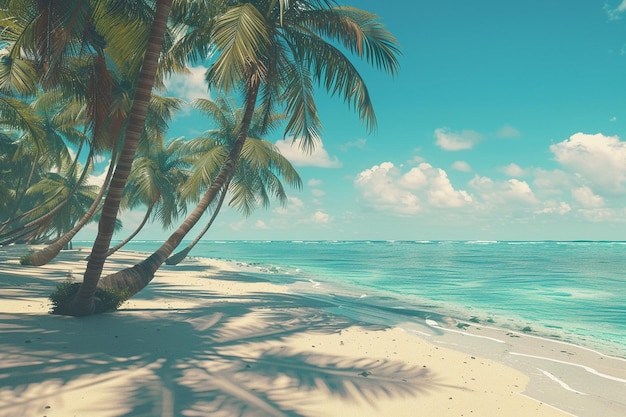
[{"xmin": 1, "ymin": 247, "xmax": 624, "ymax": 417}]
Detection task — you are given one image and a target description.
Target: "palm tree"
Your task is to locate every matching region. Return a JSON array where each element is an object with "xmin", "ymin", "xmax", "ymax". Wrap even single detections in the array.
[
  {"xmin": 22, "ymin": 92, "xmax": 184, "ymax": 264},
  {"xmin": 96, "ymin": 0, "xmax": 400, "ymax": 299},
  {"xmin": 21, "ymin": 162, "xmax": 100, "ymax": 243},
  {"xmin": 166, "ymin": 96, "xmax": 301, "ymax": 265},
  {"xmin": 106, "ymin": 136, "xmax": 189, "ymax": 257},
  {"xmin": 0, "ymin": 89, "xmax": 101, "ymax": 244},
  {"xmin": 71, "ymin": 0, "xmax": 176, "ymax": 315}
]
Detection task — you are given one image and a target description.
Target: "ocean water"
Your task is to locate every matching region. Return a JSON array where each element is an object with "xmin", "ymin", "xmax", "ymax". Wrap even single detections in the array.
[{"xmin": 89, "ymin": 240, "xmax": 626, "ymax": 357}]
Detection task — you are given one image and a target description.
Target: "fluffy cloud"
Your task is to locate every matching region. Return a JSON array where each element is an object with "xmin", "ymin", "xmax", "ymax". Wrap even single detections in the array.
[
  {"xmin": 354, "ymin": 162, "xmax": 472, "ymax": 215},
  {"xmin": 534, "ymin": 202, "xmax": 571, "ymax": 216},
  {"xmin": 164, "ymin": 66, "xmax": 209, "ymax": 102},
  {"xmin": 434, "ymin": 127, "xmax": 483, "ymax": 151},
  {"xmin": 426, "ymin": 166, "xmax": 473, "ymax": 207},
  {"xmin": 312, "ymin": 211, "xmax": 331, "ymax": 224},
  {"xmin": 275, "ymin": 138, "xmax": 342, "ymax": 168},
  {"xmin": 550, "ymin": 132, "xmax": 626, "ymax": 194},
  {"xmin": 452, "ymin": 161, "xmax": 472, "ymax": 172},
  {"xmin": 254, "ymin": 220, "xmax": 269, "ymax": 229},
  {"xmin": 572, "ymin": 186, "xmax": 604, "ymax": 208},
  {"xmin": 469, "ymin": 176, "xmax": 537, "ymax": 205},
  {"xmin": 355, "ymin": 163, "xmax": 421, "ymax": 215},
  {"xmin": 500, "ymin": 163, "xmax": 527, "ymax": 177}
]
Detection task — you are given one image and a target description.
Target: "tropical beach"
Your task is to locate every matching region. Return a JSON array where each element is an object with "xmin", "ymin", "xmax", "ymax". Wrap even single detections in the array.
[
  {"xmin": 1, "ymin": 246, "xmax": 625, "ymax": 417},
  {"xmin": 2, "ymin": 1, "xmax": 626, "ymax": 416}
]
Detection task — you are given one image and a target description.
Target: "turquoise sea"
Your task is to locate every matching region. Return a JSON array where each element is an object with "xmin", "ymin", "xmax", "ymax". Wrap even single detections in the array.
[{"xmin": 84, "ymin": 240, "xmax": 626, "ymax": 357}]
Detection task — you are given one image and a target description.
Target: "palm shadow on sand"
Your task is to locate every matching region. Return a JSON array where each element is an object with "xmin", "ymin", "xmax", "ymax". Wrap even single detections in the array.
[{"xmin": 1, "ymin": 262, "xmax": 451, "ymax": 417}]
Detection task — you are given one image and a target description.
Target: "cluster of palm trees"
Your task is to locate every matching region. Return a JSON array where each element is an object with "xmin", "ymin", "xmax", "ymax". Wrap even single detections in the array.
[{"xmin": 0, "ymin": 0, "xmax": 400, "ymax": 316}]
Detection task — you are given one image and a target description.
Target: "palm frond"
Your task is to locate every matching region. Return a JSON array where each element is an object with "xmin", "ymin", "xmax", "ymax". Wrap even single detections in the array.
[{"xmin": 206, "ymin": 3, "xmax": 270, "ymax": 92}]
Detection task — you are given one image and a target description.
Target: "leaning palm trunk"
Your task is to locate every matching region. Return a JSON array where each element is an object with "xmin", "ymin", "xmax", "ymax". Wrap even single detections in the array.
[
  {"xmin": 0, "ymin": 141, "xmax": 86, "ymax": 236},
  {"xmin": 0, "ymin": 146, "xmax": 94, "ymax": 244},
  {"xmin": 98, "ymin": 79, "xmax": 260, "ymax": 296},
  {"xmin": 24, "ymin": 154, "xmax": 116, "ymax": 266},
  {"xmin": 69, "ymin": 0, "xmax": 173, "ymax": 316},
  {"xmin": 165, "ymin": 179, "xmax": 230, "ymax": 265},
  {"xmin": 105, "ymin": 204, "xmax": 154, "ymax": 257}
]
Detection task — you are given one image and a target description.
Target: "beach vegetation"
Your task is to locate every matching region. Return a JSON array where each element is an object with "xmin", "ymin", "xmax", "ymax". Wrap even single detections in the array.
[
  {"xmin": 49, "ymin": 281, "xmax": 129, "ymax": 315},
  {"xmin": 94, "ymin": 0, "xmax": 400, "ymax": 304},
  {"xmin": 104, "ymin": 123, "xmax": 189, "ymax": 258},
  {"xmin": 166, "ymin": 95, "xmax": 302, "ymax": 265},
  {"xmin": 1, "ymin": 0, "xmax": 400, "ymax": 315}
]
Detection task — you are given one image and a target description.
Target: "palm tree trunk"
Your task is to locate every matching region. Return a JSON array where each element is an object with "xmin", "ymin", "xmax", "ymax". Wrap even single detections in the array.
[
  {"xmin": 69, "ymin": 0, "xmax": 173, "ymax": 316},
  {"xmin": 0, "ymin": 140, "xmax": 85, "ymax": 235},
  {"xmin": 165, "ymin": 179, "xmax": 230, "ymax": 265},
  {"xmin": 0, "ymin": 146, "xmax": 96, "ymax": 246},
  {"xmin": 105, "ymin": 204, "xmax": 154, "ymax": 257},
  {"xmin": 98, "ymin": 76, "xmax": 261, "ymax": 296},
  {"xmin": 23, "ymin": 152, "xmax": 116, "ymax": 266}
]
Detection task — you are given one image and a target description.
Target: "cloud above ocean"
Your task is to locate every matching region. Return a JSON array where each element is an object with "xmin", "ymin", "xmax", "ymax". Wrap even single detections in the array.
[{"xmin": 275, "ymin": 138, "xmax": 342, "ymax": 168}]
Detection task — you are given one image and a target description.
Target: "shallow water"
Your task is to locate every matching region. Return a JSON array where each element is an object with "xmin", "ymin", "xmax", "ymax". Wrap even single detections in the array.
[{"xmin": 83, "ymin": 240, "xmax": 626, "ymax": 357}]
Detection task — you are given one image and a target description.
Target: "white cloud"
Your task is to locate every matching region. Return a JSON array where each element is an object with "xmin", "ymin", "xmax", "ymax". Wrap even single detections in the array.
[
  {"xmin": 254, "ymin": 220, "xmax": 269, "ymax": 229},
  {"xmin": 355, "ymin": 162, "xmax": 421, "ymax": 215},
  {"xmin": 354, "ymin": 162, "xmax": 472, "ymax": 215},
  {"xmin": 535, "ymin": 202, "xmax": 571, "ymax": 215},
  {"xmin": 312, "ymin": 211, "xmax": 331, "ymax": 224},
  {"xmin": 550, "ymin": 132, "xmax": 626, "ymax": 194},
  {"xmin": 311, "ymin": 189, "xmax": 326, "ymax": 197},
  {"xmin": 308, "ymin": 179, "xmax": 323, "ymax": 187},
  {"xmin": 427, "ymin": 167, "xmax": 473, "ymax": 208},
  {"xmin": 606, "ymin": 0, "xmax": 626, "ymax": 19},
  {"xmin": 531, "ymin": 168, "xmax": 573, "ymax": 197},
  {"xmin": 434, "ymin": 127, "xmax": 483, "ymax": 151},
  {"xmin": 274, "ymin": 196, "xmax": 305, "ymax": 216},
  {"xmin": 572, "ymin": 186, "xmax": 604, "ymax": 208},
  {"xmin": 469, "ymin": 175, "xmax": 537, "ymax": 206},
  {"xmin": 409, "ymin": 154, "xmax": 426, "ymax": 165},
  {"xmin": 505, "ymin": 179, "xmax": 538, "ymax": 204},
  {"xmin": 87, "ymin": 160, "xmax": 112, "ymax": 187},
  {"xmin": 578, "ymin": 208, "xmax": 619, "ymax": 222},
  {"xmin": 164, "ymin": 66, "xmax": 209, "ymax": 102},
  {"xmin": 398, "ymin": 166, "xmax": 428, "ymax": 189},
  {"xmin": 500, "ymin": 163, "xmax": 527, "ymax": 177},
  {"xmin": 610, "ymin": 116, "xmax": 617, "ymax": 122},
  {"xmin": 496, "ymin": 124, "xmax": 521, "ymax": 138},
  {"xmin": 452, "ymin": 161, "xmax": 472, "ymax": 172},
  {"xmin": 275, "ymin": 138, "xmax": 342, "ymax": 168}
]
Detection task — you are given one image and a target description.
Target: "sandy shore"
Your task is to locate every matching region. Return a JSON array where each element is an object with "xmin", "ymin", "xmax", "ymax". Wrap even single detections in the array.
[{"xmin": 1, "ymin": 247, "xmax": 625, "ymax": 417}]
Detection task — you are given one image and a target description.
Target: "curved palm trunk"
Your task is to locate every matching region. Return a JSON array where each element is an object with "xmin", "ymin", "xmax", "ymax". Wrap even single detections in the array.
[
  {"xmin": 0, "ymin": 141, "xmax": 85, "ymax": 235},
  {"xmin": 165, "ymin": 179, "xmax": 230, "ymax": 265},
  {"xmin": 24, "ymin": 152, "xmax": 116, "ymax": 266},
  {"xmin": 98, "ymin": 78, "xmax": 261, "ymax": 296},
  {"xmin": 69, "ymin": 0, "xmax": 173, "ymax": 316},
  {"xmin": 105, "ymin": 204, "xmax": 154, "ymax": 257},
  {"xmin": 0, "ymin": 146, "xmax": 95, "ymax": 245}
]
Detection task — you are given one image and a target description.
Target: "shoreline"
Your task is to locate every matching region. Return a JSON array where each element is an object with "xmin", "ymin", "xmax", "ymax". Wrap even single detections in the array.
[
  {"xmin": 222, "ymin": 248, "xmax": 626, "ymax": 361},
  {"xmin": 1, "ymin": 246, "xmax": 625, "ymax": 416}
]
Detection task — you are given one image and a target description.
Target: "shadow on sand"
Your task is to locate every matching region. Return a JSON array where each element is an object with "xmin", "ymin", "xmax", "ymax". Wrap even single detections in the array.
[{"xmin": 0, "ymin": 252, "xmax": 449, "ymax": 417}]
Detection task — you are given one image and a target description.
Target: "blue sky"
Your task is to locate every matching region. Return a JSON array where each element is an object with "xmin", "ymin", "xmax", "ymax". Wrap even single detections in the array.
[{"xmin": 79, "ymin": 0, "xmax": 626, "ymax": 241}]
